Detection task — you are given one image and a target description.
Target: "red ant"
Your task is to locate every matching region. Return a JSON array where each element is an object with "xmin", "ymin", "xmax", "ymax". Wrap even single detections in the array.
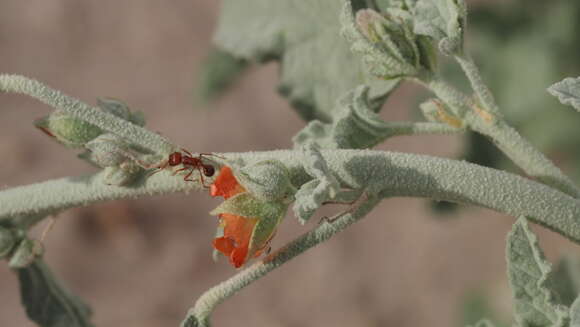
[{"xmin": 150, "ymin": 149, "xmax": 218, "ymax": 186}]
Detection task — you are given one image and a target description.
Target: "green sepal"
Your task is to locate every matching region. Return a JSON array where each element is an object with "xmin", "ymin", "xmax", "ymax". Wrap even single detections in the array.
[
  {"xmin": 236, "ymin": 160, "xmax": 297, "ymax": 202},
  {"xmin": 34, "ymin": 111, "xmax": 102, "ymax": 148},
  {"xmin": 210, "ymin": 193, "xmax": 288, "ymax": 223},
  {"xmin": 248, "ymin": 204, "xmax": 285, "ymax": 257}
]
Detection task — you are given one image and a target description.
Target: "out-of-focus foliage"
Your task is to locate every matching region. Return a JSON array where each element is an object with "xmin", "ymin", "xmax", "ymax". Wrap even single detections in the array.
[
  {"xmin": 203, "ymin": 0, "xmax": 398, "ymax": 122},
  {"xmin": 460, "ymin": 291, "xmax": 508, "ymax": 327},
  {"xmin": 458, "ymin": 0, "xmax": 580, "ymax": 178},
  {"xmin": 431, "ymin": 0, "xmax": 580, "ymax": 214}
]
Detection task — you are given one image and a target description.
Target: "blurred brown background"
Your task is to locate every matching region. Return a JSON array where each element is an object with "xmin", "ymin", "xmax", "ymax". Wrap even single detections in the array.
[{"xmin": 0, "ymin": 1, "xmax": 576, "ymax": 326}]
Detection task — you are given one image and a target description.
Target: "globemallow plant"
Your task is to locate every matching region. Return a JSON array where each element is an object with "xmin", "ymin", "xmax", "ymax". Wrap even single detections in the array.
[{"xmin": 1, "ymin": 0, "xmax": 580, "ymax": 326}]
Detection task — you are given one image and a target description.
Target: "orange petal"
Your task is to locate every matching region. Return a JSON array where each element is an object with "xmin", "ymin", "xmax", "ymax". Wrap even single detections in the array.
[
  {"xmin": 221, "ymin": 214, "xmax": 257, "ymax": 249},
  {"xmin": 210, "ymin": 166, "xmax": 245, "ymax": 199},
  {"xmin": 214, "ymin": 213, "xmax": 258, "ymax": 268},
  {"xmin": 213, "ymin": 237, "xmax": 235, "ymax": 256},
  {"xmin": 230, "ymin": 247, "xmax": 249, "ymax": 268}
]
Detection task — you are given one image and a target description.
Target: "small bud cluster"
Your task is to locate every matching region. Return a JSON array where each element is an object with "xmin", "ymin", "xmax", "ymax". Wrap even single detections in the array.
[{"xmin": 35, "ymin": 98, "xmax": 149, "ymax": 185}]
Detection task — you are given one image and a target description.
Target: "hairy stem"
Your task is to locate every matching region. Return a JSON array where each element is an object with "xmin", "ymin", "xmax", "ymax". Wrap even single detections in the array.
[
  {"xmin": 0, "ymin": 170, "xmax": 205, "ymax": 228},
  {"xmin": 422, "ymin": 77, "xmax": 580, "ymax": 198},
  {"xmin": 0, "ymin": 74, "xmax": 175, "ymax": 155},
  {"xmin": 3, "ymin": 150, "xmax": 580, "ymax": 243},
  {"xmin": 387, "ymin": 121, "xmax": 463, "ymax": 136},
  {"xmin": 181, "ymin": 194, "xmax": 380, "ymax": 327},
  {"xmin": 454, "ymin": 55, "xmax": 501, "ymax": 115}
]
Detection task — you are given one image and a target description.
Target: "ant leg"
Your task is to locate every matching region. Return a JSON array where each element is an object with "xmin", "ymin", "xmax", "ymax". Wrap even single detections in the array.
[
  {"xmin": 196, "ymin": 166, "xmax": 207, "ymax": 187},
  {"xmin": 147, "ymin": 160, "xmax": 169, "ymax": 177},
  {"xmin": 40, "ymin": 216, "xmax": 57, "ymax": 242},
  {"xmin": 172, "ymin": 167, "xmax": 188, "ymax": 176},
  {"xmin": 199, "ymin": 152, "xmax": 225, "ymax": 160},
  {"xmin": 183, "ymin": 168, "xmax": 197, "ymax": 182},
  {"xmin": 181, "ymin": 148, "xmax": 194, "ymax": 157}
]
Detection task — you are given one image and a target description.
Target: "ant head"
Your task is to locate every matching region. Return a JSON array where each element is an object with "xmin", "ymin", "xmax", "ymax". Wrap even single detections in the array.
[{"xmin": 168, "ymin": 152, "xmax": 182, "ymax": 166}]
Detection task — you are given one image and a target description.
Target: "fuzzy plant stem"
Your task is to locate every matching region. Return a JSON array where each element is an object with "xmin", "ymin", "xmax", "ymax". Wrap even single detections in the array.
[
  {"xmin": 0, "ymin": 74, "xmax": 175, "ymax": 155},
  {"xmin": 181, "ymin": 194, "xmax": 380, "ymax": 327},
  {"xmin": 2, "ymin": 150, "xmax": 580, "ymax": 241},
  {"xmin": 454, "ymin": 55, "xmax": 501, "ymax": 115},
  {"xmin": 386, "ymin": 121, "xmax": 462, "ymax": 136},
  {"xmin": 0, "ymin": 170, "xmax": 204, "ymax": 229},
  {"xmin": 424, "ymin": 78, "xmax": 580, "ymax": 199}
]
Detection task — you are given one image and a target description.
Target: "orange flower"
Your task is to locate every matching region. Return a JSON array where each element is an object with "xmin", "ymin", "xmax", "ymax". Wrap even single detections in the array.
[
  {"xmin": 210, "ymin": 166, "xmax": 287, "ymax": 268},
  {"xmin": 210, "ymin": 166, "xmax": 245, "ymax": 199}
]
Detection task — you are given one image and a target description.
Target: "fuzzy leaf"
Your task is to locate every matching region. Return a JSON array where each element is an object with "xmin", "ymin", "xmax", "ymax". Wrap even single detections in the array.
[
  {"xmin": 548, "ymin": 77, "xmax": 580, "ymax": 111},
  {"xmin": 506, "ymin": 217, "xmax": 569, "ymax": 327},
  {"xmin": 197, "ymin": 48, "xmax": 248, "ymax": 103},
  {"xmin": 413, "ymin": 0, "xmax": 466, "ymax": 54},
  {"xmin": 293, "ymin": 143, "xmax": 340, "ymax": 224},
  {"xmin": 293, "ymin": 85, "xmax": 396, "ymax": 149},
  {"xmin": 16, "ymin": 259, "xmax": 93, "ymax": 327},
  {"xmin": 213, "ymin": 0, "xmax": 398, "ymax": 122}
]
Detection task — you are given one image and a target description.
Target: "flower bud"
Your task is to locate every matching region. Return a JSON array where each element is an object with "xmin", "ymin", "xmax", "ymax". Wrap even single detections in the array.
[
  {"xmin": 236, "ymin": 160, "xmax": 296, "ymax": 201},
  {"xmin": 343, "ymin": 5, "xmax": 437, "ymax": 80},
  {"xmin": 34, "ymin": 111, "xmax": 102, "ymax": 148}
]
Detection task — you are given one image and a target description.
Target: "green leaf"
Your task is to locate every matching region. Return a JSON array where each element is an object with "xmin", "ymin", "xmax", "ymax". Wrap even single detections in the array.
[
  {"xmin": 213, "ymin": 0, "xmax": 398, "ymax": 122},
  {"xmin": 197, "ymin": 48, "xmax": 248, "ymax": 103},
  {"xmin": 506, "ymin": 217, "xmax": 569, "ymax": 327},
  {"xmin": 293, "ymin": 85, "xmax": 397, "ymax": 149},
  {"xmin": 548, "ymin": 77, "xmax": 580, "ymax": 111},
  {"xmin": 16, "ymin": 259, "xmax": 93, "ymax": 327}
]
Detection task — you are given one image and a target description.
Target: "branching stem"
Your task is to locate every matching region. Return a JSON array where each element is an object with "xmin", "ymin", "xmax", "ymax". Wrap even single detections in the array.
[
  {"xmin": 418, "ymin": 76, "xmax": 580, "ymax": 198},
  {"xmin": 2, "ymin": 150, "xmax": 580, "ymax": 242}
]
